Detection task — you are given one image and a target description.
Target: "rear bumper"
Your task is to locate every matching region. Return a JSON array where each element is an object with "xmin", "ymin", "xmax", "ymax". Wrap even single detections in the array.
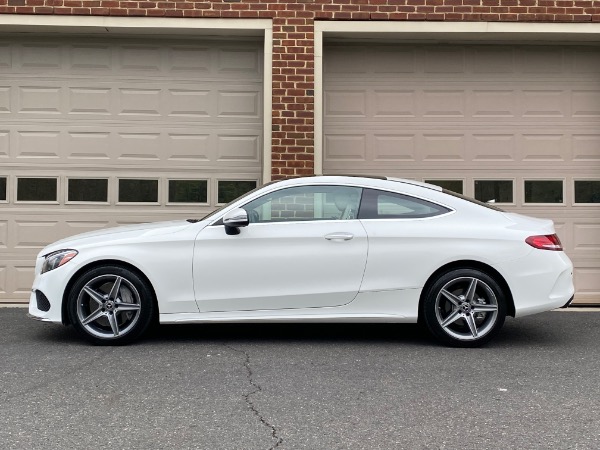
[
  {"xmin": 560, "ymin": 295, "xmax": 575, "ymax": 309},
  {"xmin": 494, "ymin": 250, "xmax": 574, "ymax": 318}
]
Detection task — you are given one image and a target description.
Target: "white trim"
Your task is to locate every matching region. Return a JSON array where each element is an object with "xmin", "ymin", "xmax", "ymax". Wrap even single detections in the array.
[
  {"xmin": 314, "ymin": 21, "xmax": 600, "ymax": 177},
  {"xmin": 0, "ymin": 15, "xmax": 271, "ymax": 34},
  {"xmin": 314, "ymin": 28, "xmax": 324, "ymax": 176},
  {"xmin": 315, "ymin": 20, "xmax": 600, "ymax": 41},
  {"xmin": 0, "ymin": 15, "xmax": 274, "ymax": 184},
  {"xmin": 263, "ymin": 26, "xmax": 273, "ymax": 183}
]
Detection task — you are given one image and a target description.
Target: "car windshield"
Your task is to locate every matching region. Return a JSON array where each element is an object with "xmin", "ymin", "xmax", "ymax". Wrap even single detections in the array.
[
  {"xmin": 442, "ymin": 189, "xmax": 505, "ymax": 212},
  {"xmin": 199, "ymin": 181, "xmax": 281, "ymax": 222}
]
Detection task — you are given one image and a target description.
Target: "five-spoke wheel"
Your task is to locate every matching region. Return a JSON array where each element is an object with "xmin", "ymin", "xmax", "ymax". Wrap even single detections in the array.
[
  {"xmin": 422, "ymin": 269, "xmax": 506, "ymax": 347},
  {"xmin": 68, "ymin": 266, "xmax": 154, "ymax": 345}
]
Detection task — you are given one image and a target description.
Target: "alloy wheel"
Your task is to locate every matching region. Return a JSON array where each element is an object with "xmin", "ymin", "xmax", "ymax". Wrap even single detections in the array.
[
  {"xmin": 434, "ymin": 276, "xmax": 499, "ymax": 341},
  {"xmin": 76, "ymin": 274, "xmax": 142, "ymax": 339}
]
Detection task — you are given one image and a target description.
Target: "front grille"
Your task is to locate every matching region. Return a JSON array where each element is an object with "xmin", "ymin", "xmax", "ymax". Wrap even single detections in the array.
[{"xmin": 35, "ymin": 290, "xmax": 51, "ymax": 312}]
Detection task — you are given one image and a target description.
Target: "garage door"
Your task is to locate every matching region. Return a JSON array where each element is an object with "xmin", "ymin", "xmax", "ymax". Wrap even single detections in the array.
[
  {"xmin": 323, "ymin": 43, "xmax": 600, "ymax": 304},
  {"xmin": 0, "ymin": 36, "xmax": 263, "ymax": 302}
]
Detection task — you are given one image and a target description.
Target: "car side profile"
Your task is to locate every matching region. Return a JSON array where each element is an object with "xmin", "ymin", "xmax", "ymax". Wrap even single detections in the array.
[{"xmin": 28, "ymin": 176, "xmax": 575, "ymax": 347}]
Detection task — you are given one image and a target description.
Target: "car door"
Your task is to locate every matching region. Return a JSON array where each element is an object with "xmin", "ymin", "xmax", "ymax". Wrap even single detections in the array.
[
  {"xmin": 193, "ymin": 185, "xmax": 368, "ymax": 312},
  {"xmin": 357, "ymin": 188, "xmax": 453, "ymax": 293}
]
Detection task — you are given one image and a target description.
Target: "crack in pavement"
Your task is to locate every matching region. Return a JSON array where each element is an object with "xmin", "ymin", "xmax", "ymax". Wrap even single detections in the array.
[{"xmin": 225, "ymin": 345, "xmax": 283, "ymax": 450}]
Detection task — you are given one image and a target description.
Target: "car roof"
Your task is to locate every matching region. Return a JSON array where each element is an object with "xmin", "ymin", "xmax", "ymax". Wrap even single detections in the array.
[{"xmin": 272, "ymin": 175, "xmax": 443, "ymax": 192}]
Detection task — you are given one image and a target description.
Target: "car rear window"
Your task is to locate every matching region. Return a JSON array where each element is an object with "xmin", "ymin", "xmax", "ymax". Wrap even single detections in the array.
[{"xmin": 359, "ymin": 188, "xmax": 451, "ymax": 219}]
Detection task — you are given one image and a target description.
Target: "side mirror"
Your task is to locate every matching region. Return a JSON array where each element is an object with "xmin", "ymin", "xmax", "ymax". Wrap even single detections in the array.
[{"xmin": 222, "ymin": 208, "xmax": 249, "ymax": 235}]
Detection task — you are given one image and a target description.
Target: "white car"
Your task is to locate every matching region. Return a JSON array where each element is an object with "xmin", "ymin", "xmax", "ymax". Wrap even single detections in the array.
[{"xmin": 28, "ymin": 176, "xmax": 574, "ymax": 347}]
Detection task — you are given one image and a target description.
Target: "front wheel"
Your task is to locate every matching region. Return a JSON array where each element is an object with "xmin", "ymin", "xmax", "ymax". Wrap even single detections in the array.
[
  {"xmin": 67, "ymin": 265, "xmax": 155, "ymax": 345},
  {"xmin": 422, "ymin": 269, "xmax": 507, "ymax": 347}
]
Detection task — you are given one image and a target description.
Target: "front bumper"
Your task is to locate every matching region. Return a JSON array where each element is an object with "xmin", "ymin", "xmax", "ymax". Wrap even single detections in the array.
[{"xmin": 28, "ymin": 256, "xmax": 70, "ymax": 324}]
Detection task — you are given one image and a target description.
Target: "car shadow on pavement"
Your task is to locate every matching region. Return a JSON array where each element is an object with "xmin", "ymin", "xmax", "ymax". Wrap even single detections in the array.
[
  {"xmin": 145, "ymin": 322, "xmax": 434, "ymax": 346},
  {"xmin": 29, "ymin": 312, "xmax": 572, "ymax": 348},
  {"xmin": 142, "ymin": 315, "xmax": 568, "ymax": 348}
]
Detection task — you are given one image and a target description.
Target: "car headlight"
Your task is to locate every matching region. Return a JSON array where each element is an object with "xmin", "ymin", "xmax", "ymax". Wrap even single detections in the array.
[{"xmin": 41, "ymin": 250, "xmax": 78, "ymax": 274}]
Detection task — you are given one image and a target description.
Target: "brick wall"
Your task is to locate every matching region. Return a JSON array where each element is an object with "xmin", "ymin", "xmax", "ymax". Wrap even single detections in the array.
[{"xmin": 1, "ymin": 0, "xmax": 598, "ymax": 179}]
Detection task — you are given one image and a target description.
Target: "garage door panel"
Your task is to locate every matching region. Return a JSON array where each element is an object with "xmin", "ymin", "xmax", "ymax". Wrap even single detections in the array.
[
  {"xmin": 5, "ymin": 125, "xmax": 262, "ymax": 168},
  {"xmin": 70, "ymin": 87, "xmax": 112, "ymax": 115},
  {"xmin": 520, "ymin": 134, "xmax": 568, "ymax": 161},
  {"xmin": 324, "ymin": 134, "xmax": 367, "ymax": 162},
  {"xmin": 470, "ymin": 47, "xmax": 514, "ymax": 73},
  {"xmin": 573, "ymin": 134, "xmax": 600, "ymax": 160},
  {"xmin": 216, "ymin": 134, "xmax": 260, "ymax": 163},
  {"xmin": 14, "ymin": 130, "xmax": 61, "ymax": 159},
  {"xmin": 326, "ymin": 128, "xmax": 598, "ymax": 167},
  {"xmin": 324, "ymin": 88, "xmax": 600, "ymax": 123},
  {"xmin": 0, "ymin": 220, "xmax": 7, "ymax": 248},
  {"xmin": 324, "ymin": 43, "xmax": 600, "ymax": 303},
  {"xmin": 574, "ymin": 268, "xmax": 600, "ymax": 303},
  {"xmin": 572, "ymin": 90, "xmax": 600, "ymax": 117},
  {"xmin": 2, "ymin": 83, "xmax": 262, "ymax": 122},
  {"xmin": 471, "ymin": 134, "xmax": 516, "ymax": 161},
  {"xmin": 423, "ymin": 90, "xmax": 465, "ymax": 117},
  {"xmin": 519, "ymin": 47, "xmax": 565, "ymax": 73},
  {"xmin": 373, "ymin": 90, "xmax": 416, "ymax": 117},
  {"xmin": 373, "ymin": 134, "xmax": 416, "ymax": 161},
  {"xmin": 573, "ymin": 49, "xmax": 600, "ymax": 73},
  {"xmin": 472, "ymin": 90, "xmax": 515, "ymax": 117},
  {"xmin": 522, "ymin": 89, "xmax": 567, "ymax": 118}
]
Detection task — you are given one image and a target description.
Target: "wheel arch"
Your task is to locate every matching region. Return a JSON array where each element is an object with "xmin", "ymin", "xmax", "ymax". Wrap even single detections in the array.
[
  {"xmin": 61, "ymin": 259, "xmax": 159, "ymax": 326},
  {"xmin": 418, "ymin": 260, "xmax": 515, "ymax": 321}
]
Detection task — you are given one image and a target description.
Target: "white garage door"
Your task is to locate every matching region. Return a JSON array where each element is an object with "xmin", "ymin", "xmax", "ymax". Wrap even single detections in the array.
[
  {"xmin": 0, "ymin": 36, "xmax": 263, "ymax": 302},
  {"xmin": 323, "ymin": 43, "xmax": 600, "ymax": 304}
]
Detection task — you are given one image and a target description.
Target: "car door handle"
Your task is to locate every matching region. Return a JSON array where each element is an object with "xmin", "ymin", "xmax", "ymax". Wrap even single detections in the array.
[{"xmin": 324, "ymin": 232, "xmax": 354, "ymax": 241}]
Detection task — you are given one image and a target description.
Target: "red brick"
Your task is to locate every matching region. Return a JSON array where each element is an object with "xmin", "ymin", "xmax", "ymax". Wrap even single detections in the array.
[
  {"xmin": 426, "ymin": 12, "xmax": 444, "ymax": 19},
  {"xmin": 572, "ymin": 14, "xmax": 592, "ymax": 21}
]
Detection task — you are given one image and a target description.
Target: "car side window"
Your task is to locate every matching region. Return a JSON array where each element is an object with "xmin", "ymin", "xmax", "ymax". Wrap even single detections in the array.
[
  {"xmin": 242, "ymin": 185, "xmax": 362, "ymax": 223},
  {"xmin": 358, "ymin": 188, "xmax": 451, "ymax": 219}
]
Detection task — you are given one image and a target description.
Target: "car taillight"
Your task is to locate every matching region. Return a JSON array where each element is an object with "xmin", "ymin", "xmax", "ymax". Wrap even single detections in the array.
[{"xmin": 526, "ymin": 234, "xmax": 563, "ymax": 251}]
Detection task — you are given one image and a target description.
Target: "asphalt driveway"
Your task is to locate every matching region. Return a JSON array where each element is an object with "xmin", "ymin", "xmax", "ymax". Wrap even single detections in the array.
[{"xmin": 0, "ymin": 307, "xmax": 599, "ymax": 450}]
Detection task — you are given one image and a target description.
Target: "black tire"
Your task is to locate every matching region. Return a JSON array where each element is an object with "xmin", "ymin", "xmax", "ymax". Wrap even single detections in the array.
[
  {"xmin": 67, "ymin": 265, "xmax": 155, "ymax": 345},
  {"xmin": 422, "ymin": 268, "xmax": 506, "ymax": 348}
]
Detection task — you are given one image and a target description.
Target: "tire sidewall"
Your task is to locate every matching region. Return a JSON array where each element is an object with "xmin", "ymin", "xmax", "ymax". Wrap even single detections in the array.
[
  {"xmin": 422, "ymin": 268, "xmax": 507, "ymax": 348},
  {"xmin": 68, "ymin": 265, "xmax": 154, "ymax": 345}
]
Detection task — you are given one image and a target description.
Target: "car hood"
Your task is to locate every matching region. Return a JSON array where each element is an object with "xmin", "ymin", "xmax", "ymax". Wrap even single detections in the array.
[{"xmin": 41, "ymin": 220, "xmax": 206, "ymax": 255}]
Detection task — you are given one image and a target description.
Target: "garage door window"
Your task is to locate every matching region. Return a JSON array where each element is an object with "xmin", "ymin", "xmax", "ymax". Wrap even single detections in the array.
[
  {"xmin": 525, "ymin": 180, "xmax": 564, "ymax": 204},
  {"xmin": 17, "ymin": 178, "xmax": 57, "ymax": 202},
  {"xmin": 0, "ymin": 177, "xmax": 6, "ymax": 201},
  {"xmin": 118, "ymin": 179, "xmax": 158, "ymax": 203},
  {"xmin": 218, "ymin": 180, "xmax": 258, "ymax": 204},
  {"xmin": 168, "ymin": 180, "xmax": 208, "ymax": 204},
  {"xmin": 68, "ymin": 179, "xmax": 108, "ymax": 203},
  {"xmin": 574, "ymin": 180, "xmax": 600, "ymax": 204},
  {"xmin": 474, "ymin": 180, "xmax": 513, "ymax": 204},
  {"xmin": 424, "ymin": 180, "xmax": 463, "ymax": 195}
]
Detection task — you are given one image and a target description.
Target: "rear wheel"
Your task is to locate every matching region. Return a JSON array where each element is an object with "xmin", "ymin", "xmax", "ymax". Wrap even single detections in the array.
[
  {"xmin": 68, "ymin": 265, "xmax": 154, "ymax": 345},
  {"xmin": 422, "ymin": 269, "xmax": 506, "ymax": 347}
]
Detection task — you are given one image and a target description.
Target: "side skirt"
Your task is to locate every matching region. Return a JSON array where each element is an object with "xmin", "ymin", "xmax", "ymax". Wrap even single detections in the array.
[{"xmin": 160, "ymin": 288, "xmax": 421, "ymax": 324}]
